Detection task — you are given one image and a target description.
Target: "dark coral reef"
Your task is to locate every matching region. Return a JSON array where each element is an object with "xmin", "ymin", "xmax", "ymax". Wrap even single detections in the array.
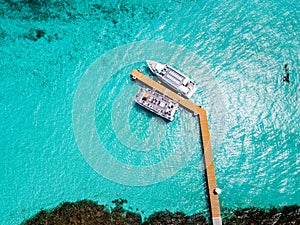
[
  {"xmin": 223, "ymin": 205, "xmax": 300, "ymax": 225},
  {"xmin": 2, "ymin": 0, "xmax": 156, "ymax": 21},
  {"xmin": 22, "ymin": 199, "xmax": 299, "ymax": 225}
]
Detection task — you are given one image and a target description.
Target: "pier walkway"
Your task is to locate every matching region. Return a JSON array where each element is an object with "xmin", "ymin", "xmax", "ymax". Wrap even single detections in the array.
[{"xmin": 130, "ymin": 69, "xmax": 222, "ymax": 225}]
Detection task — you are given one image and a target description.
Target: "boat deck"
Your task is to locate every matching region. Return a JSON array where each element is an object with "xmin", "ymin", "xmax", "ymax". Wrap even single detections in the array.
[
  {"xmin": 134, "ymin": 88, "xmax": 179, "ymax": 121},
  {"xmin": 130, "ymin": 69, "xmax": 222, "ymax": 225}
]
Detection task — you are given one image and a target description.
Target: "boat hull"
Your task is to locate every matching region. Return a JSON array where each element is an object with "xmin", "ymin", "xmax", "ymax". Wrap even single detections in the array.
[{"xmin": 146, "ymin": 60, "xmax": 197, "ymax": 98}]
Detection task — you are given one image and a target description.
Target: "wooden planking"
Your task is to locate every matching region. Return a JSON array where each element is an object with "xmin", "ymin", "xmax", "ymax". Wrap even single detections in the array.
[
  {"xmin": 130, "ymin": 69, "xmax": 222, "ymax": 225},
  {"xmin": 198, "ymin": 111, "xmax": 222, "ymax": 219}
]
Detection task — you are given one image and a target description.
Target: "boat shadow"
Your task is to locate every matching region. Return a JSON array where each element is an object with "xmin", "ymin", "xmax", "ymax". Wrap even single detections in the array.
[{"xmin": 133, "ymin": 103, "xmax": 171, "ymax": 123}]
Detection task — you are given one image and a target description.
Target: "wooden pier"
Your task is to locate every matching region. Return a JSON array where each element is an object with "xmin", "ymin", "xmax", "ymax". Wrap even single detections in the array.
[{"xmin": 130, "ymin": 69, "xmax": 222, "ymax": 225}]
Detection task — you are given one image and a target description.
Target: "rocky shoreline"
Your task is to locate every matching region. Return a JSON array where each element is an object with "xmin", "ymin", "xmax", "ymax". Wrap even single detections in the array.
[{"xmin": 22, "ymin": 199, "xmax": 299, "ymax": 225}]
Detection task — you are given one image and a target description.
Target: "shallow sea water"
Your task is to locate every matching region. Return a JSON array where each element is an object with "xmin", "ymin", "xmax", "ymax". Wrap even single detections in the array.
[{"xmin": 0, "ymin": 0, "xmax": 299, "ymax": 224}]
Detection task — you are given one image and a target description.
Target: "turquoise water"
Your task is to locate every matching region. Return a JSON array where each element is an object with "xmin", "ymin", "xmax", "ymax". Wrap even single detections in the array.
[{"xmin": 0, "ymin": 0, "xmax": 299, "ymax": 224}]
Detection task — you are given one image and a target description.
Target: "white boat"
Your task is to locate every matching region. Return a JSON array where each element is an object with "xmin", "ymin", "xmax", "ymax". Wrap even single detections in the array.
[
  {"xmin": 146, "ymin": 60, "xmax": 197, "ymax": 98},
  {"xmin": 134, "ymin": 88, "xmax": 179, "ymax": 121}
]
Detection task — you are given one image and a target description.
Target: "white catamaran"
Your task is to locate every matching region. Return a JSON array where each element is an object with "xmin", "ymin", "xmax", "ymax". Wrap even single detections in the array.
[
  {"xmin": 146, "ymin": 60, "xmax": 197, "ymax": 98},
  {"xmin": 134, "ymin": 88, "xmax": 179, "ymax": 121}
]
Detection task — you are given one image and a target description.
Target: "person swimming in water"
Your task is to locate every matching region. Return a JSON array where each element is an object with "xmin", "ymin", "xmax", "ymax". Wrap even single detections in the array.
[
  {"xmin": 283, "ymin": 73, "xmax": 290, "ymax": 82},
  {"xmin": 283, "ymin": 63, "xmax": 290, "ymax": 83}
]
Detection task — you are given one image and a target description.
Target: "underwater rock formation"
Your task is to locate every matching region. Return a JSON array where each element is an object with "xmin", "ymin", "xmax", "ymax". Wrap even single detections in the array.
[
  {"xmin": 223, "ymin": 205, "xmax": 300, "ymax": 225},
  {"xmin": 21, "ymin": 200, "xmax": 111, "ymax": 225},
  {"xmin": 143, "ymin": 211, "xmax": 208, "ymax": 225},
  {"xmin": 21, "ymin": 199, "xmax": 299, "ymax": 225},
  {"xmin": 24, "ymin": 29, "xmax": 46, "ymax": 41},
  {"xmin": 2, "ymin": 0, "xmax": 156, "ymax": 21}
]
